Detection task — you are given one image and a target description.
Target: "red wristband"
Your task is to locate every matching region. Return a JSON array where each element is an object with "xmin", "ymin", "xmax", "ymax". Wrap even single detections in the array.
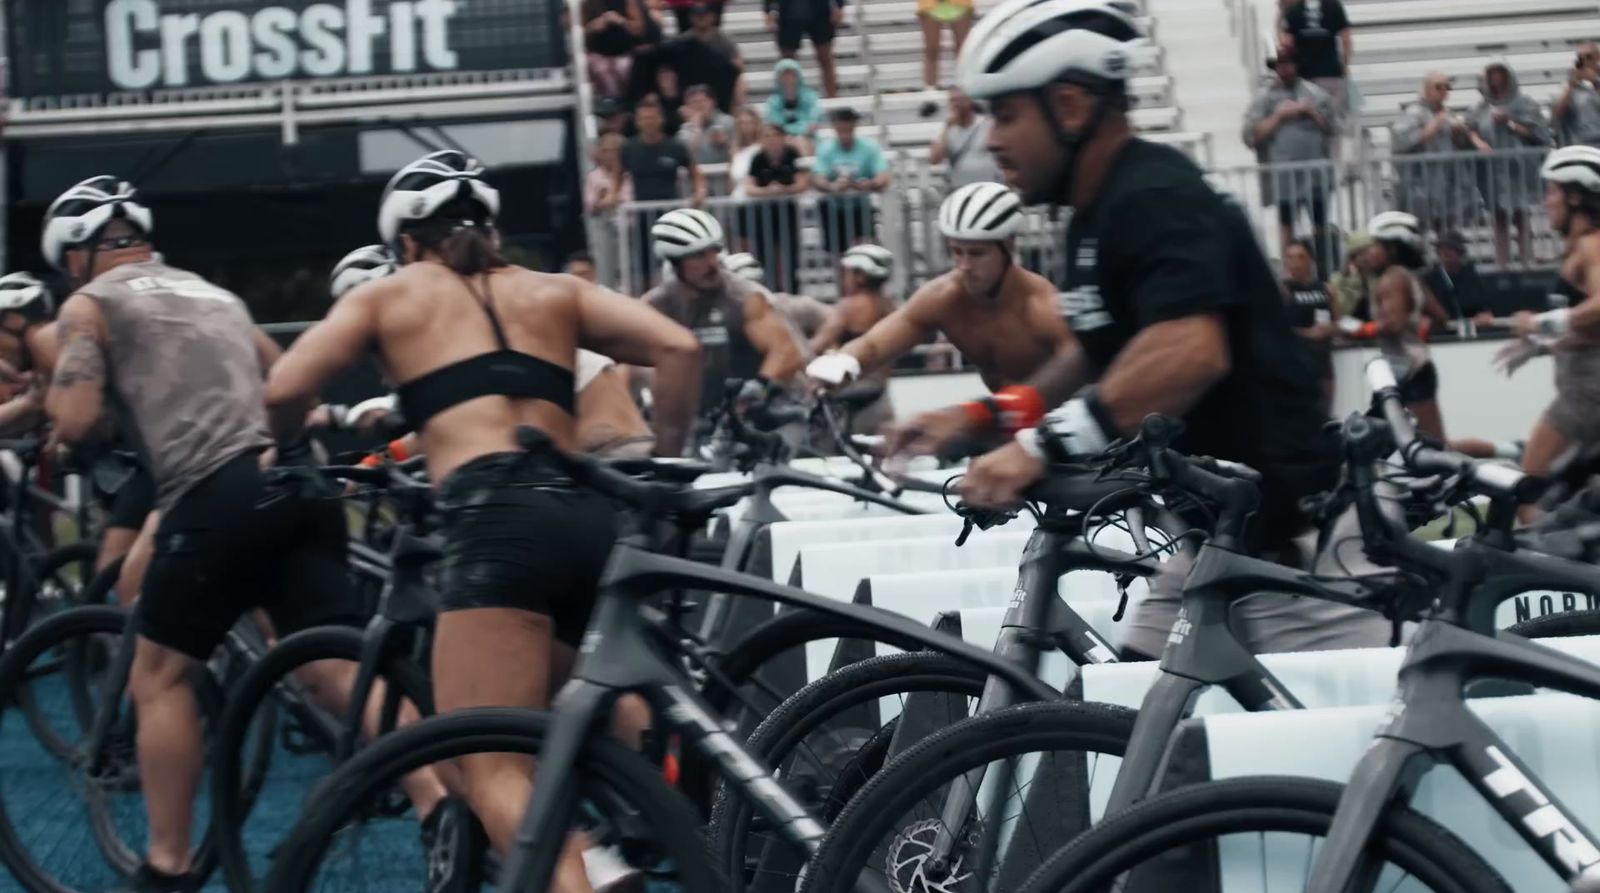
[
  {"xmin": 387, "ymin": 438, "xmax": 411, "ymax": 462},
  {"xmin": 1355, "ymin": 321, "xmax": 1378, "ymax": 339},
  {"xmin": 960, "ymin": 399, "xmax": 996, "ymax": 429},
  {"xmin": 358, "ymin": 453, "xmax": 382, "ymax": 468},
  {"xmin": 1417, "ymin": 318, "xmax": 1432, "ymax": 340},
  {"xmin": 993, "ymin": 385, "xmax": 1045, "ymax": 434}
]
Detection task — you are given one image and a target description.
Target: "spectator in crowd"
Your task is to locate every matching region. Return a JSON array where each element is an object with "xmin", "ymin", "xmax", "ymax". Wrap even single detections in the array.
[
  {"xmin": 765, "ymin": 59, "xmax": 824, "ymax": 154},
  {"xmin": 1468, "ymin": 59, "xmax": 1550, "ymax": 268},
  {"xmin": 621, "ymin": 96, "xmax": 705, "ymax": 288},
  {"xmin": 1328, "ymin": 231, "xmax": 1379, "ymax": 320},
  {"xmin": 918, "ymin": 0, "xmax": 974, "ymax": 91},
  {"xmin": 765, "ymin": 0, "xmax": 845, "ymax": 99},
  {"xmin": 594, "ymin": 96, "xmax": 631, "ymax": 136},
  {"xmin": 1282, "ymin": 237, "xmax": 1339, "ymax": 409},
  {"xmin": 1555, "ymin": 42, "xmax": 1600, "ymax": 148},
  {"xmin": 585, "ymin": 132, "xmax": 634, "ymax": 283},
  {"xmin": 632, "ymin": 59, "xmax": 686, "ymax": 135},
  {"xmin": 662, "ymin": 0, "xmax": 721, "ymax": 32},
  {"xmin": 1278, "ymin": 0, "xmax": 1352, "ymax": 122},
  {"xmin": 1392, "ymin": 73, "xmax": 1479, "ymax": 235},
  {"xmin": 681, "ymin": 85, "xmax": 736, "ymax": 165},
  {"xmin": 1422, "ymin": 229, "xmax": 1490, "ymax": 324},
  {"xmin": 1244, "ymin": 50, "xmax": 1336, "ymax": 272},
  {"xmin": 582, "ymin": 0, "xmax": 648, "ymax": 99},
  {"xmin": 729, "ymin": 106, "xmax": 765, "ymax": 203},
  {"xmin": 665, "ymin": 2, "xmax": 745, "ymax": 110},
  {"xmin": 929, "ymin": 87, "xmax": 1001, "ymax": 188},
  {"xmin": 814, "ymin": 107, "xmax": 889, "ymax": 258},
  {"xmin": 565, "ymin": 251, "xmax": 600, "ymax": 283},
  {"xmin": 587, "ymin": 131, "xmax": 635, "ymax": 217},
  {"xmin": 743, "ymin": 122, "xmax": 810, "ymax": 294}
]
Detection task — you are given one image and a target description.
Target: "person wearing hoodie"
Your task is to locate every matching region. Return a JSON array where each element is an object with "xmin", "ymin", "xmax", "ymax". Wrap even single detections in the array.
[
  {"xmin": 1391, "ymin": 72, "xmax": 1479, "ymax": 236},
  {"xmin": 1556, "ymin": 43, "xmax": 1600, "ymax": 149},
  {"xmin": 764, "ymin": 58, "xmax": 823, "ymax": 154},
  {"xmin": 1468, "ymin": 58, "xmax": 1552, "ymax": 268}
]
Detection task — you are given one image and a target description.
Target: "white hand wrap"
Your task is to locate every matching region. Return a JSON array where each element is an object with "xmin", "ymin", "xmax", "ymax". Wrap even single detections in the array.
[{"xmin": 806, "ymin": 352, "xmax": 862, "ymax": 387}]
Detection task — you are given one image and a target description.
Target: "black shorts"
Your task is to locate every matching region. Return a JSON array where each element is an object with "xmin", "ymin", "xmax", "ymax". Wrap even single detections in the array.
[
  {"xmin": 435, "ymin": 449, "xmax": 619, "ymax": 646},
  {"xmin": 1400, "ymin": 362, "xmax": 1439, "ymax": 404},
  {"xmin": 107, "ymin": 466, "xmax": 156, "ymax": 532},
  {"xmin": 137, "ymin": 451, "xmax": 364, "ymax": 660},
  {"xmin": 778, "ymin": 14, "xmax": 835, "ymax": 51}
]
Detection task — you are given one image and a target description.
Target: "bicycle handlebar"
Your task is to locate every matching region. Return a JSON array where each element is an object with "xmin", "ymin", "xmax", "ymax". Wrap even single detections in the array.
[{"xmin": 1365, "ymin": 359, "xmax": 1546, "ymax": 505}]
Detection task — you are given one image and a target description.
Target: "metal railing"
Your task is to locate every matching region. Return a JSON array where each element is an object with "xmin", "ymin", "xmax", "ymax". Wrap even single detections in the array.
[{"xmin": 597, "ymin": 145, "xmax": 1558, "ymax": 296}]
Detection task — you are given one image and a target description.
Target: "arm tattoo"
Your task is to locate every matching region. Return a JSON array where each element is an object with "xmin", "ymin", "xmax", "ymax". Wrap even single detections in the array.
[{"xmin": 53, "ymin": 317, "xmax": 106, "ymax": 389}]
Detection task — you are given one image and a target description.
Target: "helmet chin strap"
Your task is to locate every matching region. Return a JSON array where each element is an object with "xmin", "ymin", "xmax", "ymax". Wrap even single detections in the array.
[{"xmin": 1033, "ymin": 84, "xmax": 1114, "ymax": 208}]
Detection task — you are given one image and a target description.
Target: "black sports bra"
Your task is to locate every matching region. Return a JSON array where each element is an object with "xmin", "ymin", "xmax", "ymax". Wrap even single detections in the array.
[
  {"xmin": 1553, "ymin": 274, "xmax": 1586, "ymax": 308},
  {"xmin": 396, "ymin": 275, "xmax": 575, "ymax": 430}
]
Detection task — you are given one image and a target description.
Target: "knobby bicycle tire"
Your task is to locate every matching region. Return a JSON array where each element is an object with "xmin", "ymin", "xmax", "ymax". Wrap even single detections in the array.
[
  {"xmin": 1011, "ymin": 775, "xmax": 1508, "ymax": 893},
  {"xmin": 1507, "ymin": 608, "xmax": 1600, "ymax": 640},
  {"xmin": 0, "ymin": 605, "xmax": 224, "ymax": 893},
  {"xmin": 708, "ymin": 651, "xmax": 987, "ymax": 889},
  {"xmin": 261, "ymin": 707, "xmax": 726, "ymax": 893},
  {"xmin": 800, "ymin": 700, "xmax": 1138, "ymax": 893},
  {"xmin": 211, "ymin": 624, "xmax": 434, "ymax": 893},
  {"xmin": 15, "ymin": 555, "xmax": 119, "ymax": 763}
]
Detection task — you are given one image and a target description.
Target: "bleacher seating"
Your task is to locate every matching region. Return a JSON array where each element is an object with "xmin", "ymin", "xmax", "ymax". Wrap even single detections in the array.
[{"xmin": 1341, "ymin": 0, "xmax": 1600, "ymax": 146}]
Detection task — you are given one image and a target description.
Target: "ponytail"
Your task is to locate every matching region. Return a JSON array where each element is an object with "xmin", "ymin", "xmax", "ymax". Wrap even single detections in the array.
[{"xmin": 402, "ymin": 196, "xmax": 508, "ymax": 276}]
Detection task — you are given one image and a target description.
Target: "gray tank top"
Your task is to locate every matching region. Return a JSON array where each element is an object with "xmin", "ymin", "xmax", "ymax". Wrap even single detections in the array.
[
  {"xmin": 645, "ymin": 270, "xmax": 772, "ymax": 411},
  {"xmin": 76, "ymin": 261, "xmax": 272, "ymax": 511}
]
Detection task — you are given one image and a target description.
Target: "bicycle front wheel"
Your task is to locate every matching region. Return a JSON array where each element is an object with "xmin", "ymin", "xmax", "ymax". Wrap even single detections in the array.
[
  {"xmin": 263, "ymin": 707, "xmax": 725, "ymax": 893},
  {"xmin": 1011, "ymin": 776, "xmax": 1508, "ymax": 893},
  {"xmin": 800, "ymin": 701, "xmax": 1136, "ymax": 893}
]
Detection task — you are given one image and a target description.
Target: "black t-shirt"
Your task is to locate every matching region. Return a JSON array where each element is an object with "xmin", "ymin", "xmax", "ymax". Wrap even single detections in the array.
[
  {"xmin": 1060, "ymin": 140, "xmax": 1333, "ymax": 516},
  {"xmin": 622, "ymin": 136, "xmax": 692, "ymax": 201},
  {"xmin": 748, "ymin": 146, "xmax": 801, "ymax": 188},
  {"xmin": 1422, "ymin": 263, "xmax": 1488, "ymax": 320},
  {"xmin": 1283, "ymin": 0, "xmax": 1350, "ymax": 80},
  {"xmin": 1284, "ymin": 278, "xmax": 1332, "ymax": 328}
]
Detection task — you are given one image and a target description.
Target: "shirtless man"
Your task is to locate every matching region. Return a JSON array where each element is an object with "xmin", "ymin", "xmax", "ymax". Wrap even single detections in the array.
[{"xmin": 805, "ymin": 181, "xmax": 1069, "ymax": 454}]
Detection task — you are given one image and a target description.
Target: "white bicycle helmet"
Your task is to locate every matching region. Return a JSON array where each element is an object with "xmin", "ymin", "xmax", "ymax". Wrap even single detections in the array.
[
  {"xmin": 41, "ymin": 176, "xmax": 154, "ymax": 271},
  {"xmin": 722, "ymin": 252, "xmax": 765, "ymax": 283},
  {"xmin": 377, "ymin": 150, "xmax": 501, "ymax": 247},
  {"xmin": 1368, "ymin": 211, "xmax": 1423, "ymax": 250},
  {"xmin": 1543, "ymin": 145, "xmax": 1600, "ymax": 194},
  {"xmin": 956, "ymin": 0, "xmax": 1145, "ymax": 100},
  {"xmin": 652, "ymin": 208, "xmax": 725, "ymax": 260},
  {"xmin": 0, "ymin": 273, "xmax": 52, "ymax": 318},
  {"xmin": 939, "ymin": 182, "xmax": 1024, "ymax": 241},
  {"xmin": 841, "ymin": 244, "xmax": 894, "ymax": 279},
  {"xmin": 329, "ymin": 245, "xmax": 397, "ymax": 299}
]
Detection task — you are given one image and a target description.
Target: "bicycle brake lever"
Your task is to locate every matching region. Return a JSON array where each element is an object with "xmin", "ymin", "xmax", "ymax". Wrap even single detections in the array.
[{"xmin": 955, "ymin": 517, "xmax": 975, "ymax": 547}]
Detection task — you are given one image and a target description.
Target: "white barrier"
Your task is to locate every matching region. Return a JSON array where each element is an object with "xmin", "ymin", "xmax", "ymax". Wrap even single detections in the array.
[
  {"xmin": 1201, "ymin": 694, "xmax": 1600, "ymax": 891},
  {"xmin": 768, "ymin": 515, "xmax": 992, "ymax": 585}
]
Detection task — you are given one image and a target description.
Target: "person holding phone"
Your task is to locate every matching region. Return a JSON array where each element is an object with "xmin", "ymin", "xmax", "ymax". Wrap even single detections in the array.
[{"xmin": 1556, "ymin": 42, "xmax": 1600, "ymax": 148}]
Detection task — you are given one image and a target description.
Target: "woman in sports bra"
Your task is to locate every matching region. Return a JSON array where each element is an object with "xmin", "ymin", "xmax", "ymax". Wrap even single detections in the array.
[
  {"xmin": 264, "ymin": 150, "xmax": 702, "ymax": 878},
  {"xmin": 1494, "ymin": 146, "xmax": 1600, "ymax": 518},
  {"xmin": 1356, "ymin": 211, "xmax": 1449, "ymax": 440}
]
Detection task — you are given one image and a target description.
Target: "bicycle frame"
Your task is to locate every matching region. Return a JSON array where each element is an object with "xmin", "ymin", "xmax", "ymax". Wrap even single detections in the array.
[
  {"xmin": 497, "ymin": 536, "xmax": 1058, "ymax": 893},
  {"xmin": 698, "ymin": 462, "xmax": 930, "ymax": 650},
  {"xmin": 1308, "ymin": 537, "xmax": 1600, "ymax": 892}
]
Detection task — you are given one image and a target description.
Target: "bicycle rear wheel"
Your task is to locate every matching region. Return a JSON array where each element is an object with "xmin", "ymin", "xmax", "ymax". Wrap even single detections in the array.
[
  {"xmin": 262, "ymin": 708, "xmax": 726, "ymax": 893},
  {"xmin": 1009, "ymin": 776, "xmax": 1507, "ymax": 893}
]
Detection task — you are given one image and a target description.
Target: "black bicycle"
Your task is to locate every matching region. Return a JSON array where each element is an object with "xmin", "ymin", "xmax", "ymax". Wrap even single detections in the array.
[
  {"xmin": 1007, "ymin": 363, "xmax": 1600, "ymax": 893},
  {"xmin": 257, "ymin": 425, "xmax": 1057, "ymax": 893}
]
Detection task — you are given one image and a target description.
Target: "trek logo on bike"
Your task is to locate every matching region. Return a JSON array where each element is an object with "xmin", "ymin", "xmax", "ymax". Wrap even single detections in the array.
[{"xmin": 1482, "ymin": 744, "xmax": 1600, "ymax": 874}]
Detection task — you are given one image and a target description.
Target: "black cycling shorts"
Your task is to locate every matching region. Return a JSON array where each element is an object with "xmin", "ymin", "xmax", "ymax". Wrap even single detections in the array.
[
  {"xmin": 777, "ymin": 14, "xmax": 835, "ymax": 51},
  {"xmin": 1399, "ymin": 362, "xmax": 1439, "ymax": 405},
  {"xmin": 435, "ymin": 448, "xmax": 619, "ymax": 646},
  {"xmin": 137, "ymin": 451, "xmax": 364, "ymax": 660},
  {"xmin": 107, "ymin": 466, "xmax": 156, "ymax": 532}
]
